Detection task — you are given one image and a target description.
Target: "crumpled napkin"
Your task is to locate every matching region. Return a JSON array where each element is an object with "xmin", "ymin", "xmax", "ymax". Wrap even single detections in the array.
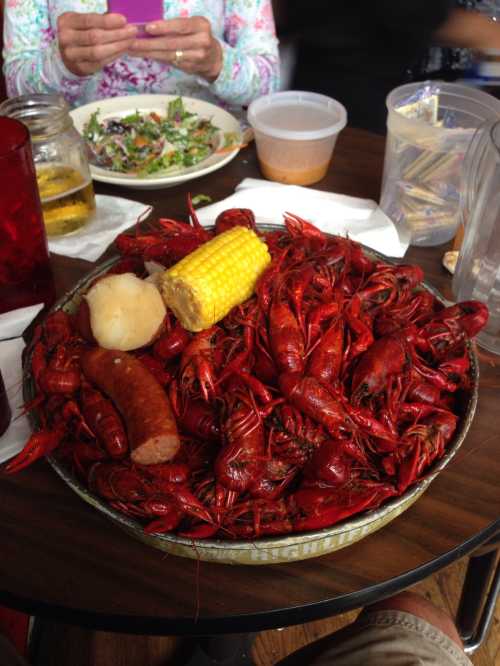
[
  {"xmin": 195, "ymin": 178, "xmax": 409, "ymax": 258},
  {"xmin": 0, "ymin": 304, "xmax": 44, "ymax": 463},
  {"xmin": 48, "ymin": 194, "xmax": 150, "ymax": 262}
]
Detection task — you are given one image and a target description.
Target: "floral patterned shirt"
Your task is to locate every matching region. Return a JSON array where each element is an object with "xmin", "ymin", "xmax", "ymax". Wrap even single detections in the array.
[{"xmin": 3, "ymin": 0, "xmax": 279, "ymax": 110}]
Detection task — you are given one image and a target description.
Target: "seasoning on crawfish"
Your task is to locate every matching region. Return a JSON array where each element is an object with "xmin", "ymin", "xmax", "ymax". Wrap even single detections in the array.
[{"xmin": 4, "ymin": 202, "xmax": 488, "ymax": 540}]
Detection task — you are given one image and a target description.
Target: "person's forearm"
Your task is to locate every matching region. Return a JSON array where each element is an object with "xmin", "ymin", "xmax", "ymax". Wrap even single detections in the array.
[
  {"xmin": 433, "ymin": 7, "xmax": 500, "ymax": 51},
  {"xmin": 209, "ymin": 0, "xmax": 280, "ymax": 106},
  {"xmin": 3, "ymin": 0, "xmax": 92, "ymax": 105},
  {"xmin": 210, "ymin": 41, "xmax": 280, "ymax": 107},
  {"xmin": 5, "ymin": 44, "xmax": 91, "ymax": 104}
]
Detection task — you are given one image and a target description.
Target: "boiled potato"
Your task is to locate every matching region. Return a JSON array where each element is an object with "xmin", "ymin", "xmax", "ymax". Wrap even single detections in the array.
[{"xmin": 85, "ymin": 273, "xmax": 166, "ymax": 351}]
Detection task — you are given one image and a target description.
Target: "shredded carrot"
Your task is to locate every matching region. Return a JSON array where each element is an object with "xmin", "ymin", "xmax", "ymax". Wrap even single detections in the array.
[{"xmin": 133, "ymin": 136, "xmax": 149, "ymax": 148}]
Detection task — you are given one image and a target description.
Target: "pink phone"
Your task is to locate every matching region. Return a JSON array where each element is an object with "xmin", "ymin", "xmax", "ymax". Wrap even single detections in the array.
[{"xmin": 107, "ymin": 0, "xmax": 163, "ymax": 37}]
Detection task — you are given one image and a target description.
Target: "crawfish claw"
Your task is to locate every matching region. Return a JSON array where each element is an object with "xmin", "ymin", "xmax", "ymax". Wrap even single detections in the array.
[{"xmin": 3, "ymin": 428, "xmax": 65, "ymax": 474}]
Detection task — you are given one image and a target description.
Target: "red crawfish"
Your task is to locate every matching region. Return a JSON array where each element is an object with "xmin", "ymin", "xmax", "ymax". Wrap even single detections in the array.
[
  {"xmin": 29, "ymin": 312, "xmax": 83, "ymax": 395},
  {"xmin": 283, "ymin": 212, "xmax": 328, "ymax": 249},
  {"xmin": 58, "ymin": 438, "xmax": 107, "ymax": 479},
  {"xmin": 355, "ymin": 264, "xmax": 424, "ymax": 313},
  {"xmin": 253, "ymin": 343, "xmax": 279, "ymax": 386},
  {"xmin": 115, "ymin": 200, "xmax": 211, "ymax": 265},
  {"xmin": 286, "ymin": 263, "xmax": 315, "ymax": 334},
  {"xmin": 74, "ymin": 299, "xmax": 96, "ymax": 344},
  {"xmin": 306, "ymin": 302, "xmax": 339, "ymax": 349},
  {"xmin": 255, "ymin": 247, "xmax": 289, "ymax": 312},
  {"xmin": 180, "ymin": 326, "xmax": 219, "ymax": 401},
  {"xmin": 43, "ymin": 310, "xmax": 75, "ymax": 349},
  {"xmin": 153, "ymin": 322, "xmax": 191, "ymax": 362},
  {"xmin": 437, "ymin": 346, "xmax": 470, "ymax": 389},
  {"xmin": 268, "ymin": 403, "xmax": 327, "ymax": 466},
  {"xmin": 303, "ymin": 439, "xmax": 353, "ymax": 487},
  {"xmin": 374, "ymin": 290, "xmax": 437, "ymax": 337},
  {"xmin": 88, "ymin": 461, "xmax": 213, "ymax": 535},
  {"xmin": 288, "ymin": 480, "xmax": 397, "ymax": 533},
  {"xmin": 350, "ymin": 331, "xmax": 411, "ymax": 405},
  {"xmin": 343, "ymin": 295, "xmax": 374, "ymax": 364},
  {"xmin": 417, "ymin": 301, "xmax": 489, "ymax": 358},
  {"xmin": 3, "ymin": 425, "xmax": 67, "ymax": 474},
  {"xmin": 280, "ymin": 373, "xmax": 397, "ymax": 445},
  {"xmin": 38, "ymin": 345, "xmax": 81, "ymax": 396},
  {"xmin": 134, "ymin": 353, "xmax": 173, "ymax": 386},
  {"xmin": 175, "ymin": 396, "xmax": 220, "ymax": 441},
  {"xmin": 248, "ymin": 458, "xmax": 298, "ymax": 501},
  {"xmin": 406, "ymin": 381, "xmax": 443, "ymax": 406},
  {"xmin": 279, "ymin": 373, "xmax": 350, "ymax": 438},
  {"xmin": 396, "ymin": 410, "xmax": 458, "ymax": 492},
  {"xmin": 115, "ymin": 232, "xmax": 204, "ymax": 265},
  {"xmin": 215, "ymin": 208, "xmax": 256, "ymax": 235},
  {"xmin": 222, "ymin": 497, "xmax": 292, "ymax": 538},
  {"xmin": 214, "ymin": 391, "xmax": 266, "ymax": 494},
  {"xmin": 269, "ymin": 299, "xmax": 305, "ymax": 373},
  {"xmin": 80, "ymin": 386, "xmax": 128, "ymax": 459}
]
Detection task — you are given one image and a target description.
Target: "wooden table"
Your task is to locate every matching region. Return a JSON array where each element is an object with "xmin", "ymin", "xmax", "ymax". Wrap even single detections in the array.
[{"xmin": 0, "ymin": 128, "xmax": 498, "ymax": 641}]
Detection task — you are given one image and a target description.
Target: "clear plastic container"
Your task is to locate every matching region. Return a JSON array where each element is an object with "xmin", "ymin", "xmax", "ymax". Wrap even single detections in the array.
[
  {"xmin": 247, "ymin": 91, "xmax": 347, "ymax": 186},
  {"xmin": 453, "ymin": 118, "xmax": 500, "ymax": 355},
  {"xmin": 380, "ymin": 81, "xmax": 500, "ymax": 247}
]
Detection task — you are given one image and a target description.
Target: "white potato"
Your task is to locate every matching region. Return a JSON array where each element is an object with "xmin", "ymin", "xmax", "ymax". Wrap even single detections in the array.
[{"xmin": 85, "ymin": 273, "xmax": 166, "ymax": 351}]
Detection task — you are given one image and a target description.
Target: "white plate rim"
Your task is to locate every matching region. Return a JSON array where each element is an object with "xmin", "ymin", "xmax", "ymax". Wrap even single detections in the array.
[{"xmin": 70, "ymin": 94, "xmax": 242, "ymax": 189}]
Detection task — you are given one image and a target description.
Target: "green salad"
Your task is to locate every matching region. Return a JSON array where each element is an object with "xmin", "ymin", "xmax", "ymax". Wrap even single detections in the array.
[{"xmin": 83, "ymin": 97, "xmax": 220, "ymax": 176}]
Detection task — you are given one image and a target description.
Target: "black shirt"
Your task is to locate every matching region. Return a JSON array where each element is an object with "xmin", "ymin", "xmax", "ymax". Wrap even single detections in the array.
[{"xmin": 284, "ymin": 1, "xmax": 454, "ymax": 133}]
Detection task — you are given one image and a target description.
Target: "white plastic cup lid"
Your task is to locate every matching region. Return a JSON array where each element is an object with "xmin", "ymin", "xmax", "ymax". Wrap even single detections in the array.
[{"xmin": 247, "ymin": 91, "xmax": 348, "ymax": 141}]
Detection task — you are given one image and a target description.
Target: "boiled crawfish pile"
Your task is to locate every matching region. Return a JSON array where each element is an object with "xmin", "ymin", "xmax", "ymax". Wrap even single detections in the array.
[{"xmin": 4, "ymin": 202, "xmax": 488, "ymax": 540}]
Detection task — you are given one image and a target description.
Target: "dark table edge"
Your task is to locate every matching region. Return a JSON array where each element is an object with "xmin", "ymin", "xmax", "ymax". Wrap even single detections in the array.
[{"xmin": 0, "ymin": 519, "xmax": 498, "ymax": 636}]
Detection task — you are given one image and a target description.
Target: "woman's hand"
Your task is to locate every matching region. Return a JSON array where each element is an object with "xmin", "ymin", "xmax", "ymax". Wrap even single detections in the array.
[
  {"xmin": 128, "ymin": 17, "xmax": 223, "ymax": 81},
  {"xmin": 57, "ymin": 12, "xmax": 138, "ymax": 76}
]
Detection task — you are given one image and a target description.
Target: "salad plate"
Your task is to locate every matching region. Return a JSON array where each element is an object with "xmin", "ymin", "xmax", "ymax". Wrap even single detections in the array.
[{"xmin": 70, "ymin": 94, "xmax": 242, "ymax": 190}]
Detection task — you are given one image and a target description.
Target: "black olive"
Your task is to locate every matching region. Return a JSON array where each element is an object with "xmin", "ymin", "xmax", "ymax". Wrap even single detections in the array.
[{"xmin": 106, "ymin": 120, "xmax": 127, "ymax": 134}]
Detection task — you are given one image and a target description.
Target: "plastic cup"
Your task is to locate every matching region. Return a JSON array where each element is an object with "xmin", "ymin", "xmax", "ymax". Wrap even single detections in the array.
[
  {"xmin": 452, "ymin": 118, "xmax": 500, "ymax": 355},
  {"xmin": 247, "ymin": 91, "xmax": 347, "ymax": 186},
  {"xmin": 380, "ymin": 81, "xmax": 500, "ymax": 247},
  {"xmin": 0, "ymin": 117, "xmax": 55, "ymax": 314}
]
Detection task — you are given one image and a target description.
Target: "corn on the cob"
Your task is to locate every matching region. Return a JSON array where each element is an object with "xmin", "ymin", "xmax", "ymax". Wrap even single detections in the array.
[{"xmin": 161, "ymin": 226, "xmax": 271, "ymax": 332}]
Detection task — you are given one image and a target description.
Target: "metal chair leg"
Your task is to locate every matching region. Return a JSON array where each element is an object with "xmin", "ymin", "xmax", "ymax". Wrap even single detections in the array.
[
  {"xmin": 456, "ymin": 536, "xmax": 500, "ymax": 655},
  {"xmin": 182, "ymin": 633, "xmax": 257, "ymax": 666}
]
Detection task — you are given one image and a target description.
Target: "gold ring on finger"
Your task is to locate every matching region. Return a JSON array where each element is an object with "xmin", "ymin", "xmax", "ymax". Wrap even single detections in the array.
[{"xmin": 173, "ymin": 49, "xmax": 184, "ymax": 67}]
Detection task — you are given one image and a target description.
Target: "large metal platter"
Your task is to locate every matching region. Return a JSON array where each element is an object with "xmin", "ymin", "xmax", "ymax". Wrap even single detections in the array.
[{"xmin": 23, "ymin": 226, "xmax": 479, "ymax": 565}]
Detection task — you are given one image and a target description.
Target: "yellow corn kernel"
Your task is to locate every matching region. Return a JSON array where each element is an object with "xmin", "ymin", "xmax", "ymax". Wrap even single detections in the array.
[{"xmin": 161, "ymin": 226, "xmax": 271, "ymax": 332}]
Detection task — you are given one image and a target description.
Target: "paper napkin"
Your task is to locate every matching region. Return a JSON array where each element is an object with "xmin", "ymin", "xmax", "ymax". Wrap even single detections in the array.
[
  {"xmin": 0, "ymin": 304, "xmax": 45, "ymax": 463},
  {"xmin": 0, "ymin": 304, "xmax": 44, "ymax": 340},
  {"xmin": 195, "ymin": 178, "xmax": 409, "ymax": 258},
  {"xmin": 48, "ymin": 194, "xmax": 150, "ymax": 262}
]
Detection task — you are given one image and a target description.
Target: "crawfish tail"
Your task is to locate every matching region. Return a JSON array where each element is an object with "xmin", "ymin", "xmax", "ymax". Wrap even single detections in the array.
[
  {"xmin": 269, "ymin": 301, "xmax": 305, "ymax": 374},
  {"xmin": 279, "ymin": 373, "xmax": 348, "ymax": 436}
]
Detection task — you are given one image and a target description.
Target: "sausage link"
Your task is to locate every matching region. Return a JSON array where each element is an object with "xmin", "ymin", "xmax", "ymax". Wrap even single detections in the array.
[{"xmin": 81, "ymin": 348, "xmax": 180, "ymax": 465}]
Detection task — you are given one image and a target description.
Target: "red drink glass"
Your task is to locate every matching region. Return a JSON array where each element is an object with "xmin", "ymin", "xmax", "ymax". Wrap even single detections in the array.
[
  {"xmin": 0, "ymin": 117, "xmax": 55, "ymax": 315},
  {"xmin": 0, "ymin": 370, "xmax": 11, "ymax": 437}
]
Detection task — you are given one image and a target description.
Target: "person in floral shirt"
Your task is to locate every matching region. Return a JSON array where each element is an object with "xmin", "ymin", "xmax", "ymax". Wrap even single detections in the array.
[{"xmin": 3, "ymin": 0, "xmax": 279, "ymax": 110}]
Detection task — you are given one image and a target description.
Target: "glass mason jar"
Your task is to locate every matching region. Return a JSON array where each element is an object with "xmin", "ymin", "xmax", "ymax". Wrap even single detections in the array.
[{"xmin": 0, "ymin": 93, "xmax": 96, "ymax": 236}]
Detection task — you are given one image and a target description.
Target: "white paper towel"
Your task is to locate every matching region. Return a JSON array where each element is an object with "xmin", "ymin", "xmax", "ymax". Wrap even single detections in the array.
[
  {"xmin": 0, "ymin": 305, "xmax": 45, "ymax": 463},
  {"xmin": 0, "ymin": 338, "xmax": 31, "ymax": 464},
  {"xmin": 196, "ymin": 178, "xmax": 409, "ymax": 258}
]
